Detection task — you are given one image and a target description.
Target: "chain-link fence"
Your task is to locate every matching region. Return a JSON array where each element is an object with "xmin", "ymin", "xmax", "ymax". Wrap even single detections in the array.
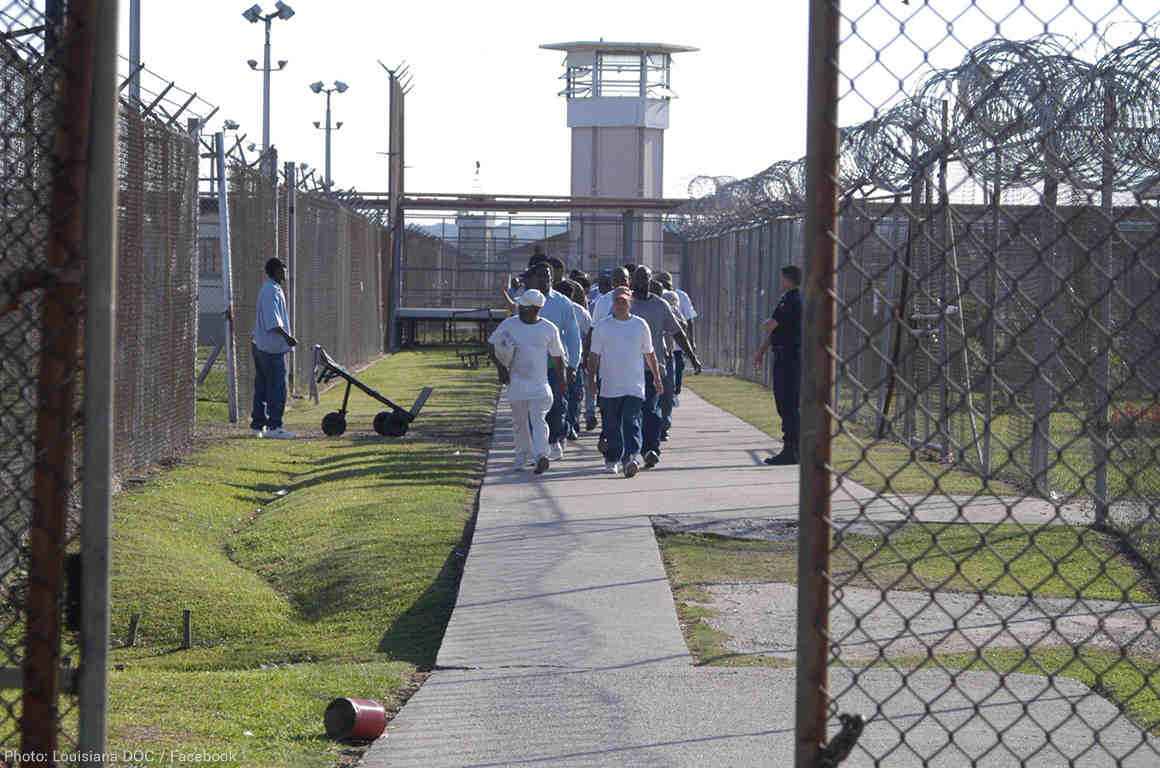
[
  {"xmin": 682, "ymin": 3, "xmax": 1160, "ymax": 766},
  {"xmin": 399, "ymin": 211, "xmax": 682, "ymax": 312},
  {"xmin": 678, "ymin": 3, "xmax": 1159, "ymax": 765},
  {"xmin": 1, "ymin": 0, "xmax": 118, "ymax": 756},
  {"xmin": 206, "ymin": 163, "xmax": 385, "ymax": 408},
  {"xmin": 114, "ymin": 105, "xmax": 198, "ymax": 473}
]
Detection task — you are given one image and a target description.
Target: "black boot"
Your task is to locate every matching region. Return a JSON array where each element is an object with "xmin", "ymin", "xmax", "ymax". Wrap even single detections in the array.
[{"xmin": 763, "ymin": 445, "xmax": 799, "ymax": 465}]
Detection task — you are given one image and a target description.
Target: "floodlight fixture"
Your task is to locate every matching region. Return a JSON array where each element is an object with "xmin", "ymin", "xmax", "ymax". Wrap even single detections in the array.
[
  {"xmin": 248, "ymin": 59, "xmax": 259, "ymax": 70},
  {"xmin": 336, "ymin": 121, "xmax": 343, "ymax": 129},
  {"xmin": 274, "ymin": 1, "xmax": 295, "ymax": 19},
  {"xmin": 313, "ymin": 121, "xmax": 321, "ymax": 128},
  {"xmin": 277, "ymin": 60, "xmax": 288, "ymax": 70},
  {"xmin": 334, "ymin": 81, "xmax": 349, "ymax": 93},
  {"xmin": 310, "ymin": 81, "xmax": 324, "ymax": 93},
  {"xmin": 242, "ymin": 4, "xmax": 262, "ymax": 23},
  {"xmin": 223, "ymin": 119, "xmax": 240, "ymax": 130}
]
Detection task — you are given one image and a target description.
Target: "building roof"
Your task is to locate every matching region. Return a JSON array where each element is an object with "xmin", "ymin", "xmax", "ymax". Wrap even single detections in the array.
[{"xmin": 540, "ymin": 41, "xmax": 698, "ymax": 55}]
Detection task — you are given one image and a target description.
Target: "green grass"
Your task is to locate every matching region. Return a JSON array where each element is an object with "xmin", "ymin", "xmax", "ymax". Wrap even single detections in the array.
[
  {"xmin": 930, "ymin": 647, "xmax": 1160, "ymax": 735},
  {"xmin": 658, "ymin": 524, "xmax": 1154, "ymax": 604},
  {"xmin": 107, "ymin": 349, "xmax": 499, "ymax": 766},
  {"xmin": 686, "ymin": 374, "xmax": 1018, "ymax": 496}
]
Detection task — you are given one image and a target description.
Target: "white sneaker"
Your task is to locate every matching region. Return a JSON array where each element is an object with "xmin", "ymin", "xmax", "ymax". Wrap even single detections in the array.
[
  {"xmin": 624, "ymin": 458, "xmax": 640, "ymax": 479},
  {"xmin": 673, "ymin": 395, "xmax": 680, "ymax": 408},
  {"xmin": 604, "ymin": 461, "xmax": 620, "ymax": 474},
  {"xmin": 251, "ymin": 428, "xmax": 264, "ymax": 438},
  {"xmin": 548, "ymin": 442, "xmax": 564, "ymax": 460},
  {"xmin": 264, "ymin": 427, "xmax": 296, "ymax": 440}
]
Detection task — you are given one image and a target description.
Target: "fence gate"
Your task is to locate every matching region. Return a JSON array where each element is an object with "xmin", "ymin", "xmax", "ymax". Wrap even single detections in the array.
[
  {"xmin": 796, "ymin": 1, "xmax": 1160, "ymax": 766},
  {"xmin": 0, "ymin": 0, "xmax": 118, "ymax": 760}
]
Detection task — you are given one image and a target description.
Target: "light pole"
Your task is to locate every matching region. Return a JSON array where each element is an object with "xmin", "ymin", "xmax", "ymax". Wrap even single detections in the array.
[
  {"xmin": 242, "ymin": 2, "xmax": 294, "ymax": 163},
  {"xmin": 310, "ymin": 80, "xmax": 348, "ymax": 190}
]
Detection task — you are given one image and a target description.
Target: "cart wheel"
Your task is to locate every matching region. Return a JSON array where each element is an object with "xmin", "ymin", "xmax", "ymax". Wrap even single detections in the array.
[
  {"xmin": 374, "ymin": 411, "xmax": 408, "ymax": 437},
  {"xmin": 322, "ymin": 411, "xmax": 347, "ymax": 437}
]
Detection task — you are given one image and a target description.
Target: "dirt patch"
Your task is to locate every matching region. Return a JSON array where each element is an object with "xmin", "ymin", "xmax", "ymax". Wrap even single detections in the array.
[{"xmin": 701, "ymin": 582, "xmax": 1160, "ymax": 661}]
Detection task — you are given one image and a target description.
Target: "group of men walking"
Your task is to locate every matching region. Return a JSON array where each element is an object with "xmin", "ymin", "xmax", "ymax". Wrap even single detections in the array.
[
  {"xmin": 244, "ymin": 248, "xmax": 803, "ymax": 472},
  {"xmin": 489, "ymin": 250, "xmax": 803, "ymax": 477},
  {"xmin": 490, "ymin": 253, "xmax": 704, "ymax": 476}
]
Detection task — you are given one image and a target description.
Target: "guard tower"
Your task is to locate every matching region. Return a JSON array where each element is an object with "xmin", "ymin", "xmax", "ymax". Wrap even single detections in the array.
[{"xmin": 541, "ymin": 40, "xmax": 697, "ymax": 271}]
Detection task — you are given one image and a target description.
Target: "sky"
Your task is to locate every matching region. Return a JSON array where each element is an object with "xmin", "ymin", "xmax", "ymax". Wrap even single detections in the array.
[
  {"xmin": 114, "ymin": 0, "xmax": 1156, "ymax": 199},
  {"xmin": 116, "ymin": 0, "xmax": 810, "ymax": 198}
]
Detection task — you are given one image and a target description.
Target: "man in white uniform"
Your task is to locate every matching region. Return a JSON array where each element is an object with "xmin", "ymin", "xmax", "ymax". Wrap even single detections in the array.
[
  {"xmin": 488, "ymin": 290, "xmax": 567, "ymax": 474},
  {"xmin": 590, "ymin": 266, "xmax": 629, "ymax": 324},
  {"xmin": 589, "ymin": 288, "xmax": 664, "ymax": 478}
]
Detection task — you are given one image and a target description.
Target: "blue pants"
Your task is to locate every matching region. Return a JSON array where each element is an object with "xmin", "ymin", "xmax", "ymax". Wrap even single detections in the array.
[
  {"xmin": 566, "ymin": 368, "xmax": 585, "ymax": 433},
  {"xmin": 642, "ymin": 367, "xmax": 664, "ymax": 455},
  {"xmin": 659, "ymin": 354, "xmax": 676, "ymax": 438},
  {"xmin": 251, "ymin": 344, "xmax": 287, "ymax": 431},
  {"xmin": 772, "ymin": 347, "xmax": 801, "ymax": 448},
  {"xmin": 674, "ymin": 350, "xmax": 685, "ymax": 395},
  {"xmin": 546, "ymin": 366, "xmax": 568, "ymax": 445},
  {"xmin": 600, "ymin": 395, "xmax": 643, "ymax": 464}
]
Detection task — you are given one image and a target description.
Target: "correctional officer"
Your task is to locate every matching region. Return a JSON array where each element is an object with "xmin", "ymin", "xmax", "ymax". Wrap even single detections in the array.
[{"xmin": 753, "ymin": 265, "xmax": 802, "ymax": 465}]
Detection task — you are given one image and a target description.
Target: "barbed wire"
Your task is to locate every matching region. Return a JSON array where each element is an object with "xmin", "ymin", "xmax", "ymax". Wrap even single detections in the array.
[{"xmin": 671, "ymin": 34, "xmax": 1160, "ymax": 238}]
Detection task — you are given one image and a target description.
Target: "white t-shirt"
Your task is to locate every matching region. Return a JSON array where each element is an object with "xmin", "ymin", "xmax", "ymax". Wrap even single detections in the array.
[
  {"xmin": 572, "ymin": 302, "xmax": 593, "ymax": 336},
  {"xmin": 590, "ymin": 315, "xmax": 653, "ymax": 400},
  {"xmin": 591, "ymin": 290, "xmax": 615, "ymax": 323},
  {"xmin": 676, "ymin": 289, "xmax": 698, "ymax": 321},
  {"xmin": 488, "ymin": 316, "xmax": 565, "ymax": 401}
]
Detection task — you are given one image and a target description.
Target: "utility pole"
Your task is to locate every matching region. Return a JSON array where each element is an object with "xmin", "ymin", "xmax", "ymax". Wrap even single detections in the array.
[{"xmin": 128, "ymin": 0, "xmax": 141, "ymax": 104}]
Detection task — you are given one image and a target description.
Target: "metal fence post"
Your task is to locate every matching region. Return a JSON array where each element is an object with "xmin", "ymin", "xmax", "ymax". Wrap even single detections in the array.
[
  {"xmin": 982, "ymin": 150, "xmax": 1000, "ymax": 478},
  {"xmin": 796, "ymin": 0, "xmax": 841, "ymax": 765},
  {"xmin": 78, "ymin": 0, "xmax": 120, "ymax": 754},
  {"xmin": 215, "ymin": 133, "xmax": 240, "ymax": 422},
  {"xmin": 622, "ymin": 208, "xmax": 635, "ymax": 265},
  {"xmin": 285, "ymin": 161, "xmax": 297, "ymax": 394},
  {"xmin": 1093, "ymin": 76, "xmax": 1115, "ymax": 529}
]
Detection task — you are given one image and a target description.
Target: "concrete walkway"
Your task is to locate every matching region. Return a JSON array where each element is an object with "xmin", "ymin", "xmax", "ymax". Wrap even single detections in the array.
[{"xmin": 363, "ymin": 391, "xmax": 1157, "ymax": 767}]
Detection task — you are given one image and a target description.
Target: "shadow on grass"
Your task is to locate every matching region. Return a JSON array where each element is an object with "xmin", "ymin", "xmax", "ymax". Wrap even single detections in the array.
[{"xmin": 376, "ymin": 482, "xmax": 480, "ymax": 668}]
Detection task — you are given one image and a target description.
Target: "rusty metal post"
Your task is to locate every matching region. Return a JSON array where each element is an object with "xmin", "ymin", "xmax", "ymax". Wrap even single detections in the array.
[
  {"xmin": 795, "ymin": 0, "xmax": 841, "ymax": 765},
  {"xmin": 24, "ymin": 0, "xmax": 101, "ymax": 760}
]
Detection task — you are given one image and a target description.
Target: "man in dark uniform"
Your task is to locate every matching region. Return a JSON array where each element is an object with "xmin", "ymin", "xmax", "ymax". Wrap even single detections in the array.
[{"xmin": 753, "ymin": 265, "xmax": 802, "ymax": 465}]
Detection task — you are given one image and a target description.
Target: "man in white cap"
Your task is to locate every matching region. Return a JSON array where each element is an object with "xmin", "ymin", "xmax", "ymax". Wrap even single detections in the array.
[
  {"xmin": 588, "ymin": 287, "xmax": 663, "ymax": 478},
  {"xmin": 488, "ymin": 289, "xmax": 567, "ymax": 474}
]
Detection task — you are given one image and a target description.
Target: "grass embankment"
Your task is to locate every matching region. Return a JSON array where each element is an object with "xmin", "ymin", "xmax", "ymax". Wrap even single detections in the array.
[
  {"xmin": 657, "ymin": 525, "xmax": 1160, "ymax": 730},
  {"xmin": 685, "ymin": 374, "xmax": 1016, "ymax": 496},
  {"xmin": 108, "ymin": 349, "xmax": 498, "ymax": 767}
]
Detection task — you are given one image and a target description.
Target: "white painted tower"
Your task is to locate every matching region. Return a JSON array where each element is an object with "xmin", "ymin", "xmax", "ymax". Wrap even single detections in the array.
[{"xmin": 541, "ymin": 40, "xmax": 697, "ymax": 270}]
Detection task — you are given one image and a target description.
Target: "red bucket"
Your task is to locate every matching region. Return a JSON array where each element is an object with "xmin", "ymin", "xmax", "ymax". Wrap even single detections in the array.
[{"xmin": 324, "ymin": 697, "xmax": 387, "ymax": 741}]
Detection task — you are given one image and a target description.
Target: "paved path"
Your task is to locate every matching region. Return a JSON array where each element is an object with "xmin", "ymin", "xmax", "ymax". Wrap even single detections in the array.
[{"xmin": 363, "ymin": 391, "xmax": 1157, "ymax": 767}]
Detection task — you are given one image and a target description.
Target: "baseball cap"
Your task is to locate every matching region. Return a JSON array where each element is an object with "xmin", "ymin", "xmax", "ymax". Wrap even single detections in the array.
[{"xmin": 517, "ymin": 289, "xmax": 546, "ymax": 308}]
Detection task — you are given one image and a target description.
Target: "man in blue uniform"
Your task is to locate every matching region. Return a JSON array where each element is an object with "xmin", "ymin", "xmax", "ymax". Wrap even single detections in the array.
[
  {"xmin": 753, "ymin": 265, "xmax": 802, "ymax": 465},
  {"xmin": 524, "ymin": 263, "xmax": 581, "ymax": 459}
]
